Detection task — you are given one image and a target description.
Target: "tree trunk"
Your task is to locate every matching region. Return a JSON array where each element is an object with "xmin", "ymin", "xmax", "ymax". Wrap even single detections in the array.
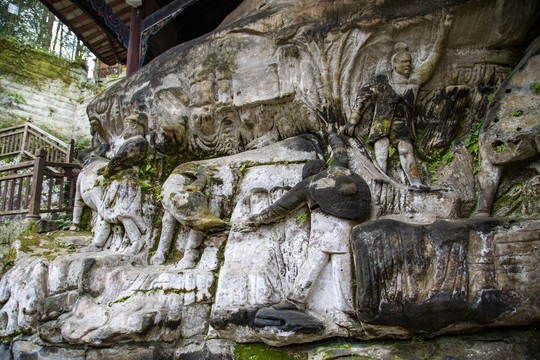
[
  {"xmin": 76, "ymin": 39, "xmax": 84, "ymax": 59},
  {"xmin": 52, "ymin": 20, "xmax": 61, "ymax": 54},
  {"xmin": 43, "ymin": 11, "xmax": 55, "ymax": 50},
  {"xmin": 59, "ymin": 24, "xmax": 64, "ymax": 56}
]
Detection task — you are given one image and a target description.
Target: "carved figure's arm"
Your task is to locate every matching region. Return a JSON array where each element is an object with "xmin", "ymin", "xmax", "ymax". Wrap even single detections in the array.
[
  {"xmin": 415, "ymin": 13, "xmax": 453, "ymax": 85},
  {"xmin": 247, "ymin": 180, "xmax": 310, "ymax": 226},
  {"xmin": 344, "ymin": 82, "xmax": 376, "ymax": 136}
]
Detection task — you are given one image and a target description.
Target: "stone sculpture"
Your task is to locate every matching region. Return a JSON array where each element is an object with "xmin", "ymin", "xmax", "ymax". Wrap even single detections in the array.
[
  {"xmin": 473, "ymin": 36, "xmax": 540, "ymax": 217},
  {"xmin": 344, "ymin": 14, "xmax": 453, "ymax": 189},
  {"xmin": 150, "ymin": 164, "xmax": 229, "ymax": 267},
  {"xmin": 1, "ymin": 1, "xmax": 539, "ymax": 358},
  {"xmin": 71, "ymin": 114, "xmax": 148, "ymax": 253}
]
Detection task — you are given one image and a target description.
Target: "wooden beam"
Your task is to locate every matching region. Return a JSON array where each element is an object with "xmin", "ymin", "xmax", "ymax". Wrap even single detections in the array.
[
  {"xmin": 38, "ymin": 0, "xmax": 118, "ymax": 65},
  {"xmin": 141, "ymin": 0, "xmax": 198, "ymax": 30},
  {"xmin": 70, "ymin": 0, "xmax": 130, "ymax": 48}
]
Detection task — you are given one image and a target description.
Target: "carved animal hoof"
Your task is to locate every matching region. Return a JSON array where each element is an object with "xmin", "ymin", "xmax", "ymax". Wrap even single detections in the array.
[
  {"xmin": 176, "ymin": 251, "xmax": 198, "ymax": 270},
  {"xmin": 150, "ymin": 253, "xmax": 166, "ymax": 265}
]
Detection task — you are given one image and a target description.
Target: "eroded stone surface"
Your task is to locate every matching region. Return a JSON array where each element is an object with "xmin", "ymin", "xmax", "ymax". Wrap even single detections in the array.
[{"xmin": 0, "ymin": 0, "xmax": 539, "ymax": 356}]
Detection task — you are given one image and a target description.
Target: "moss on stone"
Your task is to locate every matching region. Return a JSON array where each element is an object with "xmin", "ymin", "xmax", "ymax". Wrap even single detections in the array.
[
  {"xmin": 0, "ymin": 37, "xmax": 86, "ymax": 88},
  {"xmin": 233, "ymin": 343, "xmax": 308, "ymax": 360},
  {"xmin": 493, "ymin": 182, "xmax": 540, "ymax": 218}
]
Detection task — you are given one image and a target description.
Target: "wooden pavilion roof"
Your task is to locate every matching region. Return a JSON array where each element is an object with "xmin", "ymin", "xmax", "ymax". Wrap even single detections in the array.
[
  {"xmin": 38, "ymin": 0, "xmax": 244, "ymax": 67},
  {"xmin": 40, "ymin": 0, "xmax": 132, "ymax": 66}
]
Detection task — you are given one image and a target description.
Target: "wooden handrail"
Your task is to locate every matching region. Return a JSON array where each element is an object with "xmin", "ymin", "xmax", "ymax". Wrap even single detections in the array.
[
  {"xmin": 26, "ymin": 122, "xmax": 68, "ymax": 148},
  {"xmin": 0, "ymin": 172, "xmax": 33, "ymax": 181},
  {"xmin": 0, "ymin": 123, "xmax": 79, "ymax": 218},
  {"xmin": 0, "ymin": 149, "xmax": 79, "ymax": 219},
  {"xmin": 26, "ymin": 129, "xmax": 68, "ymax": 155},
  {"xmin": 0, "ymin": 124, "xmax": 25, "ymax": 134},
  {"xmin": 0, "ymin": 130, "xmax": 24, "ymax": 139},
  {"xmin": 0, "ymin": 161, "xmax": 35, "ymax": 172},
  {"xmin": 0, "ymin": 122, "xmax": 75, "ymax": 162},
  {"xmin": 45, "ymin": 162, "xmax": 81, "ymax": 169}
]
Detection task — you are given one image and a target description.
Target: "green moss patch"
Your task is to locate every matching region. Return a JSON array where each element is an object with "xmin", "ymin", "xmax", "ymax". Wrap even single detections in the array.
[
  {"xmin": 234, "ymin": 343, "xmax": 307, "ymax": 360},
  {"xmin": 0, "ymin": 37, "xmax": 86, "ymax": 88}
]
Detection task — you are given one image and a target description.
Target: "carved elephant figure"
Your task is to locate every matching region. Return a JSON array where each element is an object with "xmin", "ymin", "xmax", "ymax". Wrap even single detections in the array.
[{"xmin": 71, "ymin": 157, "xmax": 147, "ymax": 253}]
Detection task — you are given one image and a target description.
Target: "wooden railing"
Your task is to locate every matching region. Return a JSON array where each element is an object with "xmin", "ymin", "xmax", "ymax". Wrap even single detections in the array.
[
  {"xmin": 0, "ymin": 122, "xmax": 74, "ymax": 164},
  {"xmin": 0, "ymin": 139, "xmax": 80, "ymax": 220}
]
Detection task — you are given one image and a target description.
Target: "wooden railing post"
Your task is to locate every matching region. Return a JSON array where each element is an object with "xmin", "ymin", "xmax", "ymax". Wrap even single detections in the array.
[
  {"xmin": 67, "ymin": 139, "xmax": 75, "ymax": 163},
  {"xmin": 25, "ymin": 149, "xmax": 47, "ymax": 222},
  {"xmin": 20, "ymin": 122, "xmax": 29, "ymax": 155}
]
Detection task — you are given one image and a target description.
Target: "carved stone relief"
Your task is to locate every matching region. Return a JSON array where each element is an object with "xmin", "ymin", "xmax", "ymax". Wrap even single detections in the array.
[{"xmin": 1, "ymin": 0, "xmax": 539, "ymax": 356}]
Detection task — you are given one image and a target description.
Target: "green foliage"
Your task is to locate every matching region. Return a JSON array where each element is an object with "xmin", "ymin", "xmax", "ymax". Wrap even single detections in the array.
[
  {"xmin": 495, "ymin": 143, "xmax": 504, "ymax": 153},
  {"xmin": 464, "ymin": 122, "xmax": 481, "ymax": 160},
  {"xmin": 511, "ymin": 110, "xmax": 524, "ymax": 117},
  {"xmin": 54, "ymin": 212, "xmax": 72, "ymax": 229},
  {"xmin": 493, "ymin": 182, "xmax": 540, "ymax": 218},
  {"xmin": 486, "ymin": 93, "xmax": 493, "ymax": 101},
  {"xmin": 79, "ymin": 81, "xmax": 106, "ymax": 94},
  {"xmin": 422, "ymin": 149, "xmax": 454, "ymax": 180},
  {"xmin": 531, "ymin": 82, "xmax": 539, "ymax": 93},
  {"xmin": 412, "ymin": 336, "xmax": 424, "ymax": 344},
  {"xmin": 296, "ymin": 212, "xmax": 308, "ymax": 227},
  {"xmin": 0, "ymin": 114, "xmax": 26, "ymax": 129},
  {"xmin": 73, "ymin": 137, "xmax": 92, "ymax": 161},
  {"xmin": 0, "ymin": 0, "xmax": 91, "ymax": 63},
  {"xmin": 388, "ymin": 145, "xmax": 397, "ymax": 160},
  {"xmin": 156, "ymin": 185, "xmax": 164, "ymax": 202},
  {"xmin": 0, "ymin": 91, "xmax": 27, "ymax": 104},
  {"xmin": 237, "ymin": 164, "xmax": 247, "ymax": 178}
]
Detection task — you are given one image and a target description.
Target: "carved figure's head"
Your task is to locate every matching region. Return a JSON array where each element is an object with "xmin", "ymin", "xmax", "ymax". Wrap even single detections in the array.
[
  {"xmin": 122, "ymin": 113, "xmax": 147, "ymax": 139},
  {"xmin": 391, "ymin": 42, "xmax": 412, "ymax": 78}
]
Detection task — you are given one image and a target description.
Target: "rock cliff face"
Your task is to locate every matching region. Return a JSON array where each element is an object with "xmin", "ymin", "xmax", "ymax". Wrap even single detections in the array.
[
  {"xmin": 1, "ymin": 0, "xmax": 539, "ymax": 358},
  {"xmin": 0, "ymin": 38, "xmax": 93, "ymax": 140}
]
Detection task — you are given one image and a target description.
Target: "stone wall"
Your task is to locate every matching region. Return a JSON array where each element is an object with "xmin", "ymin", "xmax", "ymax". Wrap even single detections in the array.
[{"xmin": 0, "ymin": 37, "xmax": 94, "ymax": 140}]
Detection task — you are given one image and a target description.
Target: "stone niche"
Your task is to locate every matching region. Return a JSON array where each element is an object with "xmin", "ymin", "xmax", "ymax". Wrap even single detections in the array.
[{"xmin": 1, "ymin": 0, "xmax": 539, "ymax": 358}]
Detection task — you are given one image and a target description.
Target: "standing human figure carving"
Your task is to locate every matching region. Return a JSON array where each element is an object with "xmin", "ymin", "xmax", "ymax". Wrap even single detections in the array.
[{"xmin": 344, "ymin": 13, "xmax": 453, "ymax": 189}]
